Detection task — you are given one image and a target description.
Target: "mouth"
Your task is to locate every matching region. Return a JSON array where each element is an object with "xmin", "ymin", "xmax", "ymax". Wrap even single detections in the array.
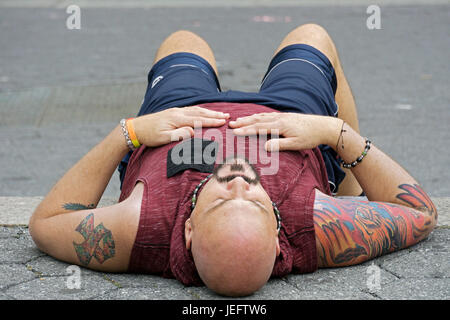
[{"xmin": 215, "ymin": 173, "xmax": 256, "ymax": 184}]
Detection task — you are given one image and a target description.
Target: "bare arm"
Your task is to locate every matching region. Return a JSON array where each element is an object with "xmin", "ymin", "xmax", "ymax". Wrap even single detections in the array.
[
  {"xmin": 28, "ymin": 125, "xmax": 136, "ymax": 271},
  {"xmin": 313, "ymin": 186, "xmax": 437, "ymax": 267},
  {"xmin": 230, "ymin": 113, "xmax": 438, "ymax": 267},
  {"xmin": 313, "ymin": 121, "xmax": 437, "ymax": 266},
  {"xmin": 29, "ymin": 107, "xmax": 229, "ymax": 270}
]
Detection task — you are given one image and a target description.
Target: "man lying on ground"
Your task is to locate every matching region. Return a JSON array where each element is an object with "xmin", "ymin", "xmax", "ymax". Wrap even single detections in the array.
[{"xmin": 29, "ymin": 24, "xmax": 437, "ymax": 297}]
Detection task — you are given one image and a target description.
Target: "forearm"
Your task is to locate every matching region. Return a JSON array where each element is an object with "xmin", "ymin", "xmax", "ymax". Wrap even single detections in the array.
[
  {"xmin": 314, "ymin": 189, "xmax": 437, "ymax": 267},
  {"xmin": 314, "ymin": 118, "xmax": 437, "ymax": 268},
  {"xmin": 32, "ymin": 124, "xmax": 129, "ymax": 221},
  {"xmin": 31, "ymin": 106, "xmax": 229, "ymax": 223}
]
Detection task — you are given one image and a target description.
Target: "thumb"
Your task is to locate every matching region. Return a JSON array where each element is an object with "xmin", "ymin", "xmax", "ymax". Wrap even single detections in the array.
[{"xmin": 265, "ymin": 137, "xmax": 297, "ymax": 152}]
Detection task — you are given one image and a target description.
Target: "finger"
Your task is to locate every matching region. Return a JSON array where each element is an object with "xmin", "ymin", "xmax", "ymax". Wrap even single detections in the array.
[
  {"xmin": 265, "ymin": 137, "xmax": 298, "ymax": 152},
  {"xmin": 229, "ymin": 113, "xmax": 277, "ymax": 128},
  {"xmin": 182, "ymin": 117, "xmax": 227, "ymax": 128},
  {"xmin": 232, "ymin": 122, "xmax": 280, "ymax": 136},
  {"xmin": 185, "ymin": 106, "xmax": 230, "ymax": 119}
]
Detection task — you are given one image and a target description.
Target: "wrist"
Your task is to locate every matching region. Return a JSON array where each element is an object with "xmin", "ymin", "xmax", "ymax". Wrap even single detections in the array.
[
  {"xmin": 132, "ymin": 115, "xmax": 149, "ymax": 147},
  {"xmin": 331, "ymin": 121, "xmax": 368, "ymax": 164},
  {"xmin": 126, "ymin": 118, "xmax": 141, "ymax": 149},
  {"xmin": 322, "ymin": 117, "xmax": 343, "ymax": 149},
  {"xmin": 114, "ymin": 124, "xmax": 132, "ymax": 154},
  {"xmin": 119, "ymin": 118, "xmax": 141, "ymax": 151}
]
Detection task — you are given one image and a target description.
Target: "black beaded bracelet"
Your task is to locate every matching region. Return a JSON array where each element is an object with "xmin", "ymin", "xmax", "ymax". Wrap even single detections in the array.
[{"xmin": 340, "ymin": 139, "xmax": 371, "ymax": 169}]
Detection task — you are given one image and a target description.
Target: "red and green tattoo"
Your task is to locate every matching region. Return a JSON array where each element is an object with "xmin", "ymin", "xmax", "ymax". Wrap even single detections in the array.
[
  {"xmin": 314, "ymin": 184, "xmax": 437, "ymax": 267},
  {"xmin": 73, "ymin": 213, "xmax": 116, "ymax": 266}
]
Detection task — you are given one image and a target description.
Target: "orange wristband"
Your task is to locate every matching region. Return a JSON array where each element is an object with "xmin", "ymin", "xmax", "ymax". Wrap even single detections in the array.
[{"xmin": 126, "ymin": 118, "xmax": 141, "ymax": 148}]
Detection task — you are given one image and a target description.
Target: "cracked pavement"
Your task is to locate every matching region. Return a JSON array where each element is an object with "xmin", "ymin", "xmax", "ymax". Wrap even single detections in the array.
[{"xmin": 0, "ymin": 221, "xmax": 449, "ymax": 300}]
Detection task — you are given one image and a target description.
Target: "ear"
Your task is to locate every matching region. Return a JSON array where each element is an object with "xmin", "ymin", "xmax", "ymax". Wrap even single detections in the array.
[
  {"xmin": 275, "ymin": 236, "xmax": 281, "ymax": 256},
  {"xmin": 185, "ymin": 218, "xmax": 193, "ymax": 250}
]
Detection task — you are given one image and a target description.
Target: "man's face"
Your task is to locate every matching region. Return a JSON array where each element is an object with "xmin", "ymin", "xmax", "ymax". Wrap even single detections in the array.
[
  {"xmin": 190, "ymin": 156, "xmax": 276, "ymax": 229},
  {"xmin": 184, "ymin": 156, "xmax": 280, "ymax": 296}
]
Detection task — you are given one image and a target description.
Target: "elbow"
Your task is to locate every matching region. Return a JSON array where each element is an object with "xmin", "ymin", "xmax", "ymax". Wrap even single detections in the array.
[
  {"xmin": 28, "ymin": 211, "xmax": 37, "ymax": 242},
  {"xmin": 426, "ymin": 196, "xmax": 438, "ymax": 230},
  {"xmin": 429, "ymin": 206, "xmax": 438, "ymax": 231},
  {"xmin": 421, "ymin": 206, "xmax": 438, "ymax": 240},
  {"xmin": 28, "ymin": 206, "xmax": 39, "ymax": 242},
  {"xmin": 28, "ymin": 211, "xmax": 46, "ymax": 253},
  {"xmin": 28, "ymin": 217, "xmax": 40, "ymax": 251}
]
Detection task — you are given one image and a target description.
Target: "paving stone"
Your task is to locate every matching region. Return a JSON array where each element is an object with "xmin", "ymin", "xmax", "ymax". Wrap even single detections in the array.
[
  {"xmin": 375, "ymin": 229, "xmax": 449, "ymax": 279},
  {"xmin": 0, "ymin": 227, "xmax": 449, "ymax": 299},
  {"xmin": 250, "ymin": 278, "xmax": 375, "ymax": 300},
  {"xmin": 0, "ymin": 198, "xmax": 42, "ymax": 226},
  {"xmin": 286, "ymin": 262, "xmax": 398, "ymax": 294},
  {"xmin": 103, "ymin": 272, "xmax": 180, "ymax": 289},
  {"xmin": 0, "ymin": 224, "xmax": 449, "ymax": 300},
  {"xmin": 414, "ymin": 229, "xmax": 450, "ymax": 252},
  {"xmin": 186, "ymin": 279, "xmax": 306, "ymax": 300},
  {"xmin": 298, "ymin": 288, "xmax": 377, "ymax": 300},
  {"xmin": 26, "ymin": 255, "xmax": 107, "ymax": 278},
  {"xmin": 0, "ymin": 226, "xmax": 29, "ymax": 238},
  {"xmin": 377, "ymin": 278, "xmax": 450, "ymax": 300},
  {"xmin": 0, "ymin": 264, "xmax": 36, "ymax": 290},
  {"xmin": 436, "ymin": 199, "xmax": 450, "ymax": 226},
  {"xmin": 0, "ymin": 236, "xmax": 45, "ymax": 264},
  {"xmin": 184, "ymin": 286, "xmax": 237, "ymax": 300},
  {"xmin": 381, "ymin": 251, "xmax": 449, "ymax": 279},
  {"xmin": 0, "ymin": 292, "xmax": 14, "ymax": 300},
  {"xmin": 5, "ymin": 274, "xmax": 117, "ymax": 300},
  {"xmin": 95, "ymin": 286, "xmax": 193, "ymax": 300}
]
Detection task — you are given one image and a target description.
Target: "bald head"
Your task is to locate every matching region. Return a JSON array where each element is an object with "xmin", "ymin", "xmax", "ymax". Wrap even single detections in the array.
[
  {"xmin": 187, "ymin": 200, "xmax": 279, "ymax": 297},
  {"xmin": 184, "ymin": 158, "xmax": 281, "ymax": 296}
]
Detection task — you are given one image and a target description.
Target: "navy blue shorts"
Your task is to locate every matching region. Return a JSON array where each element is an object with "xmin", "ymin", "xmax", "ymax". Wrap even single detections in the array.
[{"xmin": 119, "ymin": 44, "xmax": 345, "ymax": 193}]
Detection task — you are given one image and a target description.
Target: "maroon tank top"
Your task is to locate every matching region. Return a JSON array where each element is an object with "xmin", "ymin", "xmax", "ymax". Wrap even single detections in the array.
[{"xmin": 119, "ymin": 102, "xmax": 331, "ymax": 286}]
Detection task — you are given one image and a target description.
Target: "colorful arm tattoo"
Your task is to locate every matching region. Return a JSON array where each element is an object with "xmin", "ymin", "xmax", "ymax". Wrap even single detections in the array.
[
  {"xmin": 73, "ymin": 213, "xmax": 115, "ymax": 266},
  {"xmin": 314, "ymin": 184, "xmax": 437, "ymax": 267}
]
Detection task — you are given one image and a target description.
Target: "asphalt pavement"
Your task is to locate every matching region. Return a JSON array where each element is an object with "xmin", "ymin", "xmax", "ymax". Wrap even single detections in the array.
[{"xmin": 0, "ymin": 0, "xmax": 449, "ymax": 198}]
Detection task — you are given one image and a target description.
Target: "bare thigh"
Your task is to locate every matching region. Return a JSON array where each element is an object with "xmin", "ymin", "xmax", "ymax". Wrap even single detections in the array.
[{"xmin": 153, "ymin": 30, "xmax": 219, "ymax": 77}]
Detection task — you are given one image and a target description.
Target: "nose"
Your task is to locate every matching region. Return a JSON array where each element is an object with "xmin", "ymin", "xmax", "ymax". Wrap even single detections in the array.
[{"xmin": 226, "ymin": 176, "xmax": 250, "ymax": 197}]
